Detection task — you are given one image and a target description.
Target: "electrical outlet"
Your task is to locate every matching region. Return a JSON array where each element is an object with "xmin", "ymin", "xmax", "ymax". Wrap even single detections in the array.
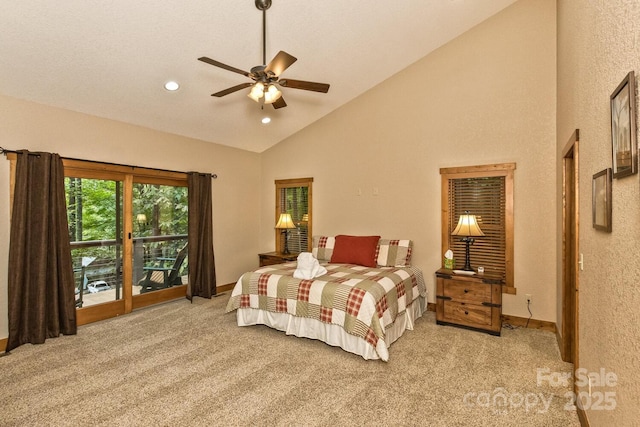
[{"xmin": 526, "ymin": 294, "xmax": 532, "ymax": 305}]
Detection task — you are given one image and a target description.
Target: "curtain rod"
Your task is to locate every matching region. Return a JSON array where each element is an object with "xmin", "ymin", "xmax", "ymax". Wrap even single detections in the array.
[
  {"xmin": 0, "ymin": 147, "xmax": 218, "ymax": 179},
  {"xmin": 0, "ymin": 147, "xmax": 41, "ymax": 157}
]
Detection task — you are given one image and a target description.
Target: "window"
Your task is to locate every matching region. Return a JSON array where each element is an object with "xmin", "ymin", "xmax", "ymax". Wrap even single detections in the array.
[
  {"xmin": 440, "ymin": 163, "xmax": 515, "ymax": 292},
  {"xmin": 275, "ymin": 178, "xmax": 313, "ymax": 253}
]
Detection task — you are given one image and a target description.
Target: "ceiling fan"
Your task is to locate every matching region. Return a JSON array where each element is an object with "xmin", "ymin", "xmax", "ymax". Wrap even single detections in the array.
[{"xmin": 198, "ymin": 0, "xmax": 330, "ymax": 109}]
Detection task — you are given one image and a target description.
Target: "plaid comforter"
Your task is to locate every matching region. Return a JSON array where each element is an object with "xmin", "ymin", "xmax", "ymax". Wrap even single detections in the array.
[{"xmin": 226, "ymin": 262, "xmax": 427, "ymax": 353}]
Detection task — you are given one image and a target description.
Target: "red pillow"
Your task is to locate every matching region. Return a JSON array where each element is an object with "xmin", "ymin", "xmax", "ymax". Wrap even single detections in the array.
[{"xmin": 330, "ymin": 235, "xmax": 381, "ymax": 267}]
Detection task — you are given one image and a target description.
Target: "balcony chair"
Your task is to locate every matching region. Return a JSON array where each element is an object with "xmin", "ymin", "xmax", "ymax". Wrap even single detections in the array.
[{"xmin": 138, "ymin": 243, "xmax": 188, "ymax": 293}]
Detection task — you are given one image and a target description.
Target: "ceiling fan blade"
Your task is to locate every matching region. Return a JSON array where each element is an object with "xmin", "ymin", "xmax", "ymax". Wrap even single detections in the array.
[
  {"xmin": 198, "ymin": 57, "xmax": 251, "ymax": 77},
  {"xmin": 265, "ymin": 51, "xmax": 297, "ymax": 77},
  {"xmin": 280, "ymin": 79, "xmax": 330, "ymax": 93},
  {"xmin": 272, "ymin": 96, "xmax": 287, "ymax": 109},
  {"xmin": 211, "ymin": 82, "xmax": 254, "ymax": 97}
]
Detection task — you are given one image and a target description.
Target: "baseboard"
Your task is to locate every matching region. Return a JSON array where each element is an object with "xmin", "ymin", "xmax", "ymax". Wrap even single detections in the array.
[
  {"xmin": 427, "ymin": 304, "xmax": 556, "ymax": 333},
  {"xmin": 216, "ymin": 282, "xmax": 236, "ymax": 294},
  {"xmin": 0, "ymin": 337, "xmax": 7, "ymax": 354},
  {"xmin": 576, "ymin": 405, "xmax": 590, "ymax": 427},
  {"xmin": 556, "ymin": 326, "xmax": 566, "ymax": 360},
  {"xmin": 501, "ymin": 314, "xmax": 556, "ymax": 333}
]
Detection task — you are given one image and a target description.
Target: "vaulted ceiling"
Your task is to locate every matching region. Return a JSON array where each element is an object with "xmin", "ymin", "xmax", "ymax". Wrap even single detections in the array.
[{"xmin": 0, "ymin": 0, "xmax": 517, "ymax": 152}]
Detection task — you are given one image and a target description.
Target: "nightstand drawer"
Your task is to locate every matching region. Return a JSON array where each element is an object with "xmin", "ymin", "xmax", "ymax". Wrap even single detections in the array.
[
  {"xmin": 260, "ymin": 255, "xmax": 287, "ymax": 266},
  {"xmin": 443, "ymin": 279, "xmax": 491, "ymax": 303},
  {"xmin": 259, "ymin": 252, "xmax": 299, "ymax": 267},
  {"xmin": 443, "ymin": 301, "xmax": 492, "ymax": 326}
]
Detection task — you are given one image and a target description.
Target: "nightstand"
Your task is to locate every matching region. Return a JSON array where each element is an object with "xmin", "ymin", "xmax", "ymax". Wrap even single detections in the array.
[
  {"xmin": 259, "ymin": 252, "xmax": 299, "ymax": 267},
  {"xmin": 435, "ymin": 268, "xmax": 504, "ymax": 336}
]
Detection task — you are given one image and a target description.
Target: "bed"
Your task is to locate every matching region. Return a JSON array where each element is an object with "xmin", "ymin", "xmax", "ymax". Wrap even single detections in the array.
[{"xmin": 225, "ymin": 235, "xmax": 428, "ymax": 361}]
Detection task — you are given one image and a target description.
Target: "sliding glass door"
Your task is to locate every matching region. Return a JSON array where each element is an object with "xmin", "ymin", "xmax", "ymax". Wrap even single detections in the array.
[
  {"xmin": 64, "ymin": 163, "xmax": 188, "ymax": 325},
  {"xmin": 132, "ymin": 180, "xmax": 188, "ymax": 301}
]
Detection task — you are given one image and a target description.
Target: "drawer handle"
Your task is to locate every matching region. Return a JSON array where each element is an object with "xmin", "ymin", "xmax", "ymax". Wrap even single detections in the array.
[
  {"xmin": 464, "ymin": 289, "xmax": 469, "ymax": 293},
  {"xmin": 464, "ymin": 311, "xmax": 469, "ymax": 315}
]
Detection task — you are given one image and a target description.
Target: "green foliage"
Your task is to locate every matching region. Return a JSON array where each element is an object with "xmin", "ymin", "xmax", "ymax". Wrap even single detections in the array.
[
  {"xmin": 133, "ymin": 183, "xmax": 188, "ymax": 236},
  {"xmin": 282, "ymin": 186, "xmax": 308, "ymax": 222},
  {"xmin": 65, "ymin": 177, "xmax": 120, "ymax": 242},
  {"xmin": 64, "ymin": 178, "xmax": 189, "ymax": 285},
  {"xmin": 65, "ymin": 178, "xmax": 188, "ymax": 242}
]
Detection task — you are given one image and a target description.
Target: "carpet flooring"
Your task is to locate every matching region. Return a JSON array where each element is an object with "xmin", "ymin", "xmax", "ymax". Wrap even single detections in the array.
[{"xmin": 1, "ymin": 295, "xmax": 580, "ymax": 426}]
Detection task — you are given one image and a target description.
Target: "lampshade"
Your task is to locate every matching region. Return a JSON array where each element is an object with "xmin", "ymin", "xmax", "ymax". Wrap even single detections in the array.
[
  {"xmin": 275, "ymin": 213, "xmax": 296, "ymax": 229},
  {"xmin": 451, "ymin": 212, "xmax": 484, "ymax": 237},
  {"xmin": 247, "ymin": 82, "xmax": 282, "ymax": 104},
  {"xmin": 136, "ymin": 213, "xmax": 147, "ymax": 224},
  {"xmin": 248, "ymin": 82, "xmax": 265, "ymax": 102},
  {"xmin": 263, "ymin": 84, "xmax": 282, "ymax": 104}
]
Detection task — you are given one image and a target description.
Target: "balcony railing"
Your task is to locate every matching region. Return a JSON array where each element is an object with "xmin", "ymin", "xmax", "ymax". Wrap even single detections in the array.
[{"xmin": 71, "ymin": 234, "xmax": 187, "ymax": 308}]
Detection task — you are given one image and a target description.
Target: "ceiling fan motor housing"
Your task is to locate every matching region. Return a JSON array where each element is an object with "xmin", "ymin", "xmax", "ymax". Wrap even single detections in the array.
[{"xmin": 250, "ymin": 65, "xmax": 267, "ymax": 77}]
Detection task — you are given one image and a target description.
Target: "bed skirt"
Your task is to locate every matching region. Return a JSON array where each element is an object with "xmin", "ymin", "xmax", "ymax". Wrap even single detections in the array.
[{"xmin": 236, "ymin": 295, "xmax": 427, "ymax": 361}]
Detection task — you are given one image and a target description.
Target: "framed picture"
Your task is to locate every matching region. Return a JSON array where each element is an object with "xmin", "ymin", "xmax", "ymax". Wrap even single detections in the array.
[
  {"xmin": 592, "ymin": 168, "xmax": 612, "ymax": 232},
  {"xmin": 610, "ymin": 71, "xmax": 637, "ymax": 178}
]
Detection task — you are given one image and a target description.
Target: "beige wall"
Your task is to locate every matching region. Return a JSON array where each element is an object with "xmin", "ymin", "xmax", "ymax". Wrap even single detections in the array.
[
  {"xmin": 261, "ymin": 0, "xmax": 557, "ymax": 321},
  {"xmin": 557, "ymin": 0, "xmax": 640, "ymax": 423},
  {"xmin": 0, "ymin": 94, "xmax": 262, "ymax": 340}
]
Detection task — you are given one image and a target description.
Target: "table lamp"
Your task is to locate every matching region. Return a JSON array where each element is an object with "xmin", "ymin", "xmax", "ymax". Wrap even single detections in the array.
[
  {"xmin": 451, "ymin": 211, "xmax": 484, "ymax": 271},
  {"xmin": 275, "ymin": 213, "xmax": 296, "ymax": 254}
]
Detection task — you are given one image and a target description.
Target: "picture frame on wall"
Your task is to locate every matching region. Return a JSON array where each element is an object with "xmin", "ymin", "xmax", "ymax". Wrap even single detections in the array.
[
  {"xmin": 592, "ymin": 168, "xmax": 612, "ymax": 232},
  {"xmin": 610, "ymin": 71, "xmax": 637, "ymax": 178}
]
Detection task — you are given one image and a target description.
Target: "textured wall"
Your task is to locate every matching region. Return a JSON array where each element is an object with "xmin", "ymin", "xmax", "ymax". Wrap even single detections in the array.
[
  {"xmin": 261, "ymin": 0, "xmax": 557, "ymax": 321},
  {"xmin": 557, "ymin": 0, "xmax": 640, "ymax": 423}
]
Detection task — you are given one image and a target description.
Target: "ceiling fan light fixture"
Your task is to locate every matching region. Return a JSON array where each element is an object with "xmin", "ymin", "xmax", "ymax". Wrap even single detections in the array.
[
  {"xmin": 263, "ymin": 84, "xmax": 282, "ymax": 104},
  {"xmin": 248, "ymin": 82, "xmax": 265, "ymax": 102}
]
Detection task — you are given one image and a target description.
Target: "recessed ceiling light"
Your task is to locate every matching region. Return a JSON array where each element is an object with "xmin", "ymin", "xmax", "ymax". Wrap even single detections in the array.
[
  {"xmin": 261, "ymin": 117, "xmax": 271, "ymax": 124},
  {"xmin": 164, "ymin": 81, "xmax": 180, "ymax": 91}
]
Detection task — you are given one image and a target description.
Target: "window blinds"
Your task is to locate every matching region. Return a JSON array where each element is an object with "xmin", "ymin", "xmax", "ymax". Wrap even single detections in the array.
[{"xmin": 448, "ymin": 176, "xmax": 506, "ymax": 277}]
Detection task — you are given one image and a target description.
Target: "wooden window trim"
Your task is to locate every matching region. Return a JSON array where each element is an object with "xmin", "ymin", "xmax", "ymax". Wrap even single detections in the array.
[
  {"xmin": 440, "ymin": 163, "xmax": 515, "ymax": 294},
  {"xmin": 275, "ymin": 177, "xmax": 313, "ymax": 253}
]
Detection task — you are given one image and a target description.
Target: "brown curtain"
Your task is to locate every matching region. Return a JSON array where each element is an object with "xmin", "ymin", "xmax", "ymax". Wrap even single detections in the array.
[
  {"xmin": 186, "ymin": 172, "xmax": 216, "ymax": 300},
  {"xmin": 7, "ymin": 150, "xmax": 77, "ymax": 352}
]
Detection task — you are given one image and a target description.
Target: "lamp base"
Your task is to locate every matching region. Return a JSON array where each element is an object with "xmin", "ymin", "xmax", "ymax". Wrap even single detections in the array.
[
  {"xmin": 282, "ymin": 230, "xmax": 290, "ymax": 254},
  {"xmin": 461, "ymin": 237, "xmax": 474, "ymax": 271}
]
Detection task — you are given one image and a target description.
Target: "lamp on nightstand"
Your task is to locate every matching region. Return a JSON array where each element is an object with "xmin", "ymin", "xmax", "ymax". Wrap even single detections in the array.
[
  {"xmin": 451, "ymin": 211, "xmax": 484, "ymax": 271},
  {"xmin": 275, "ymin": 213, "xmax": 296, "ymax": 254}
]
